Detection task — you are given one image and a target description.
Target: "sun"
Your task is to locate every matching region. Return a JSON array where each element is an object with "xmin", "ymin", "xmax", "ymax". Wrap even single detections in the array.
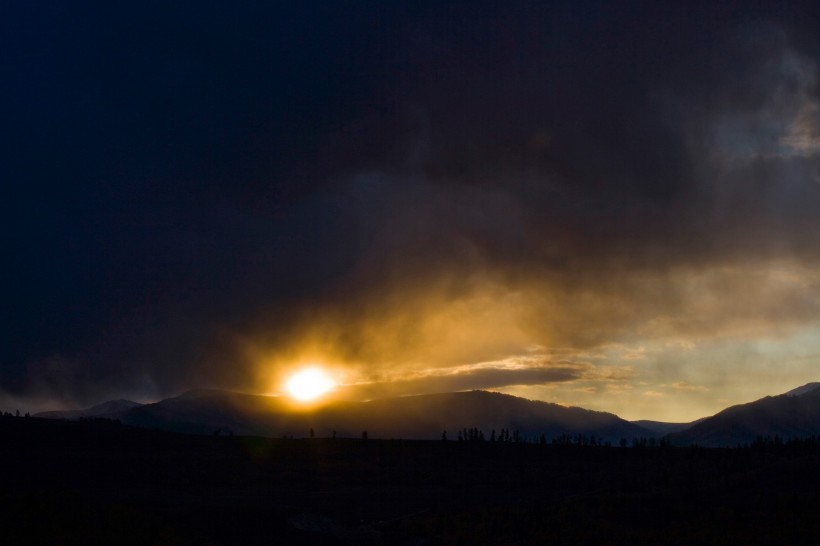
[{"xmin": 285, "ymin": 367, "xmax": 336, "ymax": 402}]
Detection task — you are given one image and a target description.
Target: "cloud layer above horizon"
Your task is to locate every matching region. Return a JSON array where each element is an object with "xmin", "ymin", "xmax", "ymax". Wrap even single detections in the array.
[{"xmin": 4, "ymin": 1, "xmax": 820, "ymax": 420}]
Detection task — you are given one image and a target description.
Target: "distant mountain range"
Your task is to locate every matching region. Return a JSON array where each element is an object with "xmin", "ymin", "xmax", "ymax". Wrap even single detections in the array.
[
  {"xmin": 35, "ymin": 399, "xmax": 143, "ymax": 420},
  {"xmin": 35, "ymin": 383, "xmax": 820, "ymax": 447},
  {"xmin": 629, "ymin": 419, "xmax": 704, "ymax": 436},
  {"xmin": 36, "ymin": 389, "xmax": 651, "ymax": 443}
]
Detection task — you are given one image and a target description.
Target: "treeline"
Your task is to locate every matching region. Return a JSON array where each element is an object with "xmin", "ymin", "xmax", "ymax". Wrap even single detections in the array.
[
  {"xmin": 447, "ymin": 428, "xmax": 623, "ymax": 447},
  {"xmin": 1, "ymin": 410, "xmax": 30, "ymax": 418},
  {"xmin": 443, "ymin": 427, "xmax": 820, "ymax": 451},
  {"xmin": 749, "ymin": 434, "xmax": 820, "ymax": 450},
  {"xmin": 452, "ymin": 427, "xmax": 521, "ymax": 442}
]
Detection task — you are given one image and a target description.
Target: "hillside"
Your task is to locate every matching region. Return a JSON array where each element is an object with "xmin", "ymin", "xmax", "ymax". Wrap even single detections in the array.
[
  {"xmin": 38, "ymin": 390, "xmax": 653, "ymax": 443},
  {"xmin": 35, "ymin": 399, "xmax": 143, "ymax": 420},
  {"xmin": 667, "ymin": 383, "xmax": 820, "ymax": 447},
  {"xmin": 631, "ymin": 419, "xmax": 702, "ymax": 435},
  {"xmin": 38, "ymin": 383, "xmax": 820, "ymax": 447}
]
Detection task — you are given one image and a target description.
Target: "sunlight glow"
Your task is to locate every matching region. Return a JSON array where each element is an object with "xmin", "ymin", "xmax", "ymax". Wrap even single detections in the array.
[{"xmin": 285, "ymin": 367, "xmax": 336, "ymax": 402}]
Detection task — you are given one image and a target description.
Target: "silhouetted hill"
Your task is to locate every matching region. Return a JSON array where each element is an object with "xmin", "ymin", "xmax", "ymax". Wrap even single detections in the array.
[
  {"xmin": 35, "ymin": 399, "xmax": 143, "ymax": 420},
  {"xmin": 667, "ymin": 383, "xmax": 820, "ymax": 447},
  {"xmin": 785, "ymin": 382, "xmax": 820, "ymax": 397},
  {"xmin": 42, "ymin": 383, "xmax": 820, "ymax": 447},
  {"xmin": 631, "ymin": 419, "xmax": 703, "ymax": 435},
  {"xmin": 314, "ymin": 390, "xmax": 652, "ymax": 442},
  {"xmin": 38, "ymin": 390, "xmax": 653, "ymax": 443}
]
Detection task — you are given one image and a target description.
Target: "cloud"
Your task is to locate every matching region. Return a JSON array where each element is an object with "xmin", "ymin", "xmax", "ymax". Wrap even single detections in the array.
[
  {"xmin": 319, "ymin": 346, "xmax": 637, "ymax": 402},
  {"xmin": 669, "ymin": 382, "xmax": 710, "ymax": 392},
  {"xmin": 779, "ymin": 96, "xmax": 820, "ymax": 156},
  {"xmin": 334, "ymin": 365, "xmax": 583, "ymax": 401},
  {"xmin": 4, "ymin": 3, "xmax": 820, "ymax": 418}
]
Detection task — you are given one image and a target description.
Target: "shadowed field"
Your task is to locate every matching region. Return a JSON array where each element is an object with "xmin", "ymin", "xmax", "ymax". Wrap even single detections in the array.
[{"xmin": 1, "ymin": 416, "xmax": 819, "ymax": 544}]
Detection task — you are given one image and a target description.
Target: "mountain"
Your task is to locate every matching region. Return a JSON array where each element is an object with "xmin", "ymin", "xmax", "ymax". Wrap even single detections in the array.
[
  {"xmin": 785, "ymin": 382, "xmax": 820, "ymax": 397},
  {"xmin": 666, "ymin": 383, "xmax": 820, "ymax": 447},
  {"xmin": 35, "ymin": 399, "xmax": 143, "ymax": 420},
  {"xmin": 37, "ymin": 390, "xmax": 653, "ymax": 443},
  {"xmin": 319, "ymin": 390, "xmax": 651, "ymax": 442},
  {"xmin": 30, "ymin": 382, "xmax": 820, "ymax": 446},
  {"xmin": 631, "ymin": 419, "xmax": 703, "ymax": 436}
]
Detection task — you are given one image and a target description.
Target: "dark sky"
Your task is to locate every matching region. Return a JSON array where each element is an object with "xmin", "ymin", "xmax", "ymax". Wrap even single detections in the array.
[{"xmin": 4, "ymin": 1, "xmax": 820, "ymax": 419}]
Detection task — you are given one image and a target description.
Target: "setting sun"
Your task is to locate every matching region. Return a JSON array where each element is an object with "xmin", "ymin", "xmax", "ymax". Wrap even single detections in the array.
[{"xmin": 285, "ymin": 367, "xmax": 336, "ymax": 402}]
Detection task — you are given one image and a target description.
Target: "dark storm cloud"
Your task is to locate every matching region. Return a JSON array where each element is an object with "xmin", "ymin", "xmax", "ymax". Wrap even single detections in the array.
[
  {"xmin": 4, "ymin": 1, "xmax": 820, "ymax": 407},
  {"xmin": 334, "ymin": 364, "xmax": 585, "ymax": 401}
]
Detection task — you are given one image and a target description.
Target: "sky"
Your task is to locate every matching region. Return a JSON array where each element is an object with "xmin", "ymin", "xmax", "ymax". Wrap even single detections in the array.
[{"xmin": 3, "ymin": 1, "xmax": 820, "ymax": 421}]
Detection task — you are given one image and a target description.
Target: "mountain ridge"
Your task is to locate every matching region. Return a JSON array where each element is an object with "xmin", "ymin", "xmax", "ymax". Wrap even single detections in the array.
[
  {"xmin": 785, "ymin": 382, "xmax": 820, "ymax": 397},
  {"xmin": 37, "ymin": 389, "xmax": 653, "ymax": 443},
  {"xmin": 667, "ymin": 383, "xmax": 820, "ymax": 447},
  {"xmin": 35, "ymin": 399, "xmax": 143, "ymax": 420},
  {"xmin": 36, "ymin": 382, "xmax": 820, "ymax": 446}
]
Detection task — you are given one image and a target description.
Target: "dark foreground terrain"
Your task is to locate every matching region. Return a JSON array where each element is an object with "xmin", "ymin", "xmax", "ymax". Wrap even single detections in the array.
[{"xmin": 1, "ymin": 416, "xmax": 819, "ymax": 545}]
